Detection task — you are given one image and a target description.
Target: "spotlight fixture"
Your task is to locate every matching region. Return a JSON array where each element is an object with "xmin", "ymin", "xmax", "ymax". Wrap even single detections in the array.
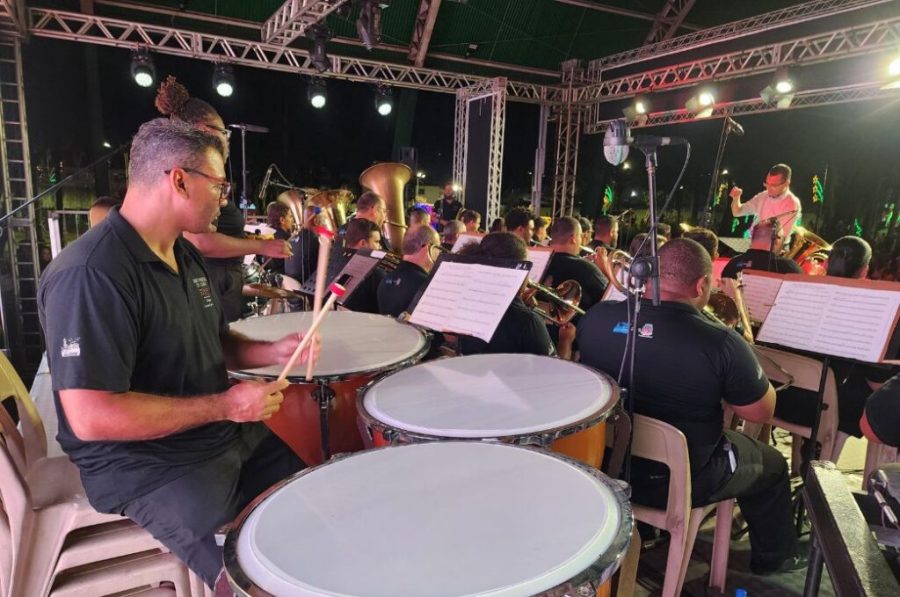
[
  {"xmin": 130, "ymin": 48, "xmax": 155, "ymax": 88},
  {"xmin": 308, "ymin": 78, "xmax": 327, "ymax": 109},
  {"xmin": 307, "ymin": 24, "xmax": 333, "ymax": 73},
  {"xmin": 882, "ymin": 55, "xmax": 900, "ymax": 90},
  {"xmin": 356, "ymin": 0, "xmax": 385, "ymax": 51},
  {"xmin": 685, "ymin": 87, "xmax": 715, "ymax": 118},
  {"xmin": 213, "ymin": 63, "xmax": 235, "ymax": 97},
  {"xmin": 760, "ymin": 67, "xmax": 795, "ymax": 108},
  {"xmin": 623, "ymin": 94, "xmax": 650, "ymax": 123},
  {"xmin": 375, "ymin": 86, "xmax": 393, "ymax": 116}
]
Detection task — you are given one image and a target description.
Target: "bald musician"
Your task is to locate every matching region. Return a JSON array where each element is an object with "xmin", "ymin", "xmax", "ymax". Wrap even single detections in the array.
[
  {"xmin": 577, "ymin": 238, "xmax": 804, "ymax": 575},
  {"xmin": 38, "ymin": 118, "xmax": 317, "ymax": 587},
  {"xmin": 544, "ymin": 217, "xmax": 608, "ymax": 312},
  {"xmin": 377, "ymin": 225, "xmax": 440, "ymax": 318}
]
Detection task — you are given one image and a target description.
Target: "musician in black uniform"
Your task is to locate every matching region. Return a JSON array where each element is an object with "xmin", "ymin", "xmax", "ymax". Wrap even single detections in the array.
[
  {"xmin": 544, "ymin": 217, "xmax": 608, "ymax": 312},
  {"xmin": 433, "ymin": 184, "xmax": 462, "ymax": 231},
  {"xmin": 862, "ymin": 373, "xmax": 900, "ymax": 447},
  {"xmin": 264, "ymin": 202, "xmax": 294, "ymax": 275},
  {"xmin": 590, "ymin": 215, "xmax": 618, "ymax": 251},
  {"xmin": 285, "ymin": 205, "xmax": 321, "ymax": 285},
  {"xmin": 720, "ymin": 220, "xmax": 802, "ymax": 280},
  {"xmin": 337, "ymin": 192, "xmax": 389, "ymax": 251},
  {"xmin": 577, "ymin": 238, "xmax": 803, "ymax": 575},
  {"xmin": 457, "ymin": 233, "xmax": 573, "ymax": 359},
  {"xmin": 377, "ymin": 225, "xmax": 440, "ymax": 317},
  {"xmin": 504, "ymin": 207, "xmax": 536, "ymax": 246},
  {"xmin": 340, "ymin": 219, "xmax": 385, "ymax": 314}
]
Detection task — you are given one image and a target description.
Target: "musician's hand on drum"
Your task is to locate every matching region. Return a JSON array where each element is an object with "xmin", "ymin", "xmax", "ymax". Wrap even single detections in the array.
[
  {"xmin": 260, "ymin": 239, "xmax": 293, "ymax": 259},
  {"xmin": 729, "ymin": 186, "xmax": 743, "ymax": 202},
  {"xmin": 224, "ymin": 379, "xmax": 288, "ymax": 422},
  {"xmin": 271, "ymin": 332, "xmax": 322, "ymax": 366}
]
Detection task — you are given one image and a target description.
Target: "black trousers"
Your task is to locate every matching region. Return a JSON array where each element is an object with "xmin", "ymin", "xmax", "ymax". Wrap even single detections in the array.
[
  {"xmin": 632, "ymin": 430, "xmax": 796, "ymax": 572},
  {"xmin": 121, "ymin": 424, "xmax": 304, "ymax": 587}
]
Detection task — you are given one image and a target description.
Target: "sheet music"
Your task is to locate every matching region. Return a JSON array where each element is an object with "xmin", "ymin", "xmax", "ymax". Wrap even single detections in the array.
[
  {"xmin": 333, "ymin": 253, "xmax": 381, "ymax": 305},
  {"xmin": 526, "ymin": 247, "xmax": 552, "ymax": 283},
  {"xmin": 451, "ymin": 233, "xmax": 483, "ymax": 253},
  {"xmin": 602, "ymin": 282, "xmax": 628, "ymax": 303},
  {"xmin": 741, "ymin": 273, "xmax": 783, "ymax": 323},
  {"xmin": 758, "ymin": 280, "xmax": 900, "ymax": 363},
  {"xmin": 409, "ymin": 262, "xmax": 530, "ymax": 342}
]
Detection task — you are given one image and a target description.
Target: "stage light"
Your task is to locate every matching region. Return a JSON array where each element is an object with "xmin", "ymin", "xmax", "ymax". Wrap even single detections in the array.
[
  {"xmin": 622, "ymin": 161, "xmax": 631, "ymax": 170},
  {"xmin": 307, "ymin": 25, "xmax": 333, "ymax": 74},
  {"xmin": 417, "ymin": 171, "xmax": 426, "ymax": 179},
  {"xmin": 685, "ymin": 87, "xmax": 715, "ymax": 118},
  {"xmin": 356, "ymin": 0, "xmax": 384, "ymax": 51},
  {"xmin": 130, "ymin": 48, "xmax": 155, "ymax": 88},
  {"xmin": 760, "ymin": 68, "xmax": 796, "ymax": 107},
  {"xmin": 452, "ymin": 183, "xmax": 461, "ymax": 193},
  {"xmin": 722, "ymin": 168, "xmax": 729, "ymax": 175},
  {"xmin": 213, "ymin": 63, "xmax": 235, "ymax": 97},
  {"xmin": 622, "ymin": 94, "xmax": 650, "ymax": 122},
  {"xmin": 883, "ymin": 56, "xmax": 900, "ymax": 89},
  {"xmin": 308, "ymin": 78, "xmax": 327, "ymax": 109},
  {"xmin": 375, "ymin": 86, "xmax": 393, "ymax": 116}
]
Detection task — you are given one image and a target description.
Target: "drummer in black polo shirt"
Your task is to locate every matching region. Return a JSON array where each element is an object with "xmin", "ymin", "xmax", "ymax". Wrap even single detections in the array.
[
  {"xmin": 577, "ymin": 238, "xmax": 804, "ymax": 575},
  {"xmin": 37, "ymin": 119, "xmax": 318, "ymax": 588},
  {"xmin": 544, "ymin": 216, "xmax": 608, "ymax": 312},
  {"xmin": 721, "ymin": 219, "xmax": 802, "ymax": 280},
  {"xmin": 377, "ymin": 225, "xmax": 440, "ymax": 317}
]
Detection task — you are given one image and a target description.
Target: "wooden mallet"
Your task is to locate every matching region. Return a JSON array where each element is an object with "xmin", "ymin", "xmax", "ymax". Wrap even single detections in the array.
[{"xmin": 277, "ymin": 281, "xmax": 346, "ymax": 382}]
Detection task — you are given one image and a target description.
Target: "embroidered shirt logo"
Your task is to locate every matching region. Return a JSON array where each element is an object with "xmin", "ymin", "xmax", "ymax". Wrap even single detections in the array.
[
  {"xmin": 191, "ymin": 277, "xmax": 216, "ymax": 309},
  {"xmin": 61, "ymin": 338, "xmax": 81, "ymax": 358},
  {"xmin": 638, "ymin": 323, "xmax": 654, "ymax": 339}
]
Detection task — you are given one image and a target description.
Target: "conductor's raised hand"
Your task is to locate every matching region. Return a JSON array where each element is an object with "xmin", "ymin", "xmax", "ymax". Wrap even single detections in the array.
[
  {"xmin": 729, "ymin": 186, "xmax": 743, "ymax": 202},
  {"xmin": 224, "ymin": 379, "xmax": 288, "ymax": 422},
  {"xmin": 270, "ymin": 331, "xmax": 322, "ymax": 366}
]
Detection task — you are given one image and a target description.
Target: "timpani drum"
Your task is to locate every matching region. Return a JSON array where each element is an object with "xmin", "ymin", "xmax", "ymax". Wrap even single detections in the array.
[
  {"xmin": 229, "ymin": 311, "xmax": 430, "ymax": 466},
  {"xmin": 221, "ymin": 442, "xmax": 633, "ymax": 596},
  {"xmin": 358, "ymin": 353, "xmax": 618, "ymax": 468}
]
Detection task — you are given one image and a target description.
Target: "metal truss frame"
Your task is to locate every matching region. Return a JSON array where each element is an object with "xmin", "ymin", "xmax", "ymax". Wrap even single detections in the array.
[
  {"xmin": 576, "ymin": 14, "xmax": 900, "ymax": 104},
  {"xmin": 643, "ymin": 0, "xmax": 697, "ymax": 46},
  {"xmin": 583, "ymin": 82, "xmax": 900, "ymax": 133},
  {"xmin": 408, "ymin": 0, "xmax": 441, "ymax": 67},
  {"xmin": 262, "ymin": 0, "xmax": 352, "ymax": 46},
  {"xmin": 452, "ymin": 78, "xmax": 507, "ymax": 223},
  {"xmin": 553, "ymin": 0, "xmax": 700, "ymax": 30},
  {"xmin": 0, "ymin": 0, "xmax": 24, "ymax": 37},
  {"xmin": 551, "ymin": 61, "xmax": 584, "ymax": 219},
  {"xmin": 26, "ymin": 7, "xmax": 558, "ymax": 104},
  {"xmin": 591, "ymin": 0, "xmax": 897, "ymax": 72}
]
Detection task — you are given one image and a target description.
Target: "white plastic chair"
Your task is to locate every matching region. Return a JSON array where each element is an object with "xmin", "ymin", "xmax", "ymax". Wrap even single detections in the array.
[{"xmin": 630, "ymin": 414, "xmax": 734, "ymax": 597}]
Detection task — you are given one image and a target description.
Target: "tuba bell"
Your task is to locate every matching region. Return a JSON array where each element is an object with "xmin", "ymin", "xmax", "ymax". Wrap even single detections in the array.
[
  {"xmin": 785, "ymin": 226, "xmax": 831, "ymax": 274},
  {"xmin": 359, "ymin": 162, "xmax": 411, "ymax": 253},
  {"xmin": 275, "ymin": 189, "xmax": 305, "ymax": 232},
  {"xmin": 309, "ymin": 188, "xmax": 354, "ymax": 231}
]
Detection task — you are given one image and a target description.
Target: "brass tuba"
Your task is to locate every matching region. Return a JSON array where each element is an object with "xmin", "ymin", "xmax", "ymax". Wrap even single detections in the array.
[
  {"xmin": 785, "ymin": 226, "xmax": 831, "ymax": 273},
  {"xmin": 309, "ymin": 188, "xmax": 354, "ymax": 231},
  {"xmin": 359, "ymin": 162, "xmax": 411, "ymax": 253}
]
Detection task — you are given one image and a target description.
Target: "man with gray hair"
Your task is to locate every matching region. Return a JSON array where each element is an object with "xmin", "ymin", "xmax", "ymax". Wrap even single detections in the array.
[
  {"xmin": 378, "ymin": 224, "xmax": 441, "ymax": 317},
  {"xmin": 577, "ymin": 238, "xmax": 803, "ymax": 575},
  {"xmin": 38, "ymin": 118, "xmax": 317, "ymax": 587}
]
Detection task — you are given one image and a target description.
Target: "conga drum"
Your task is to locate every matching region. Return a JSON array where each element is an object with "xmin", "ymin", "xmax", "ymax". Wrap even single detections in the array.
[
  {"xmin": 221, "ymin": 442, "xmax": 633, "ymax": 596},
  {"xmin": 358, "ymin": 353, "xmax": 618, "ymax": 468},
  {"xmin": 229, "ymin": 311, "xmax": 430, "ymax": 466}
]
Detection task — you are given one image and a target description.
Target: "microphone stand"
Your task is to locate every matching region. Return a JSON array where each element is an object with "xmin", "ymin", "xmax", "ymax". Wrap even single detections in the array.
[
  {"xmin": 229, "ymin": 124, "xmax": 269, "ymax": 220},
  {"xmin": 699, "ymin": 118, "xmax": 734, "ymax": 230}
]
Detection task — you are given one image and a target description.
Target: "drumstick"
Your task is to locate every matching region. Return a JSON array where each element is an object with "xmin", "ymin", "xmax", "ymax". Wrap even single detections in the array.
[
  {"xmin": 277, "ymin": 282, "xmax": 346, "ymax": 382},
  {"xmin": 306, "ymin": 227, "xmax": 334, "ymax": 380}
]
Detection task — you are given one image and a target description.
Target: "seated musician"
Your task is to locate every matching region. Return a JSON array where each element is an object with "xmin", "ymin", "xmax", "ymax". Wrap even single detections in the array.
[
  {"xmin": 775, "ymin": 236, "xmax": 896, "ymax": 440},
  {"xmin": 578, "ymin": 217, "xmax": 594, "ymax": 255},
  {"xmin": 337, "ymin": 191, "xmax": 389, "ymax": 251},
  {"xmin": 457, "ymin": 232, "xmax": 574, "ymax": 359},
  {"xmin": 533, "ymin": 216, "xmax": 550, "ymax": 246},
  {"xmin": 441, "ymin": 220, "xmax": 465, "ymax": 252},
  {"xmin": 682, "ymin": 227, "xmax": 719, "ymax": 260},
  {"xmin": 544, "ymin": 216, "xmax": 608, "ymax": 312},
  {"xmin": 340, "ymin": 218, "xmax": 386, "ymax": 314},
  {"xmin": 721, "ymin": 220, "xmax": 802, "ymax": 280},
  {"xmin": 589, "ymin": 215, "xmax": 618, "ymax": 251},
  {"xmin": 377, "ymin": 225, "xmax": 440, "ymax": 318},
  {"xmin": 504, "ymin": 207, "xmax": 536, "ymax": 246},
  {"xmin": 459, "ymin": 208, "xmax": 481, "ymax": 234},
  {"xmin": 407, "ymin": 206, "xmax": 431, "ymax": 233},
  {"xmin": 37, "ymin": 118, "xmax": 317, "ymax": 587},
  {"xmin": 861, "ymin": 373, "xmax": 900, "ymax": 447},
  {"xmin": 577, "ymin": 238, "xmax": 805, "ymax": 575},
  {"xmin": 264, "ymin": 202, "xmax": 294, "ymax": 275},
  {"xmin": 285, "ymin": 205, "xmax": 321, "ymax": 284}
]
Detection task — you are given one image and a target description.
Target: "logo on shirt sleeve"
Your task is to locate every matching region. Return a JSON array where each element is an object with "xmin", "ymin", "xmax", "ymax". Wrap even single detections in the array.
[
  {"xmin": 191, "ymin": 277, "xmax": 216, "ymax": 309},
  {"xmin": 61, "ymin": 338, "xmax": 81, "ymax": 358},
  {"xmin": 638, "ymin": 323, "xmax": 654, "ymax": 339}
]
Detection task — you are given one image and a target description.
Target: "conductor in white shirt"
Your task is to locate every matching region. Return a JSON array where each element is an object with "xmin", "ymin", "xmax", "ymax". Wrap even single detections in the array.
[{"xmin": 730, "ymin": 163, "xmax": 801, "ymax": 241}]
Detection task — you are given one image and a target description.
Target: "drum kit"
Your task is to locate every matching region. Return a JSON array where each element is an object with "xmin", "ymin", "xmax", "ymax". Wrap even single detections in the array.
[{"xmin": 220, "ymin": 310, "xmax": 634, "ymax": 596}]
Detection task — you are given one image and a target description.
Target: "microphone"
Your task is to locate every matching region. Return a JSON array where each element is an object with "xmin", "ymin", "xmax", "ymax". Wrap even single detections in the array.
[
  {"xmin": 228, "ymin": 123, "xmax": 269, "ymax": 134},
  {"xmin": 603, "ymin": 119, "xmax": 687, "ymax": 166},
  {"xmin": 632, "ymin": 134, "xmax": 688, "ymax": 147},
  {"xmin": 727, "ymin": 117, "xmax": 744, "ymax": 136},
  {"xmin": 258, "ymin": 165, "xmax": 273, "ymax": 203}
]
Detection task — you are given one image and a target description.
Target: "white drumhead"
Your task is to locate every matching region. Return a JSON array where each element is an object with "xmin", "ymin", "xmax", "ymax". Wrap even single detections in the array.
[
  {"xmin": 230, "ymin": 312, "xmax": 427, "ymax": 378},
  {"xmin": 364, "ymin": 353, "xmax": 614, "ymax": 437},
  {"xmin": 236, "ymin": 442, "xmax": 623, "ymax": 596}
]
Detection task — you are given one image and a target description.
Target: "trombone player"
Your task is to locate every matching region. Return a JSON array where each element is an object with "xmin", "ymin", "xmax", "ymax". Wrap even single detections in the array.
[{"xmin": 544, "ymin": 217, "xmax": 609, "ymax": 313}]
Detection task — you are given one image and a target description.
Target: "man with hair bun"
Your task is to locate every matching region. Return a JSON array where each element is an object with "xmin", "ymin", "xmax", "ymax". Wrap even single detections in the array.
[
  {"xmin": 38, "ymin": 117, "xmax": 316, "ymax": 587},
  {"xmin": 577, "ymin": 238, "xmax": 804, "ymax": 576}
]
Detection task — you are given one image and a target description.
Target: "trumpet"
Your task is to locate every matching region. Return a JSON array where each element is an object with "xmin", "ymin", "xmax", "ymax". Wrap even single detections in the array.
[{"xmin": 522, "ymin": 279, "xmax": 585, "ymax": 326}]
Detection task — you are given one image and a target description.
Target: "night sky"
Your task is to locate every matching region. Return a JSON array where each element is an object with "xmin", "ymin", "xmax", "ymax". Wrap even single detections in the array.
[{"xmin": 21, "ymin": 36, "xmax": 900, "ymax": 239}]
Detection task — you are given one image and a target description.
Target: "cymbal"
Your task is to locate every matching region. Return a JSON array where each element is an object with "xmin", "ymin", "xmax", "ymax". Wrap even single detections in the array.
[{"xmin": 242, "ymin": 283, "xmax": 301, "ymax": 300}]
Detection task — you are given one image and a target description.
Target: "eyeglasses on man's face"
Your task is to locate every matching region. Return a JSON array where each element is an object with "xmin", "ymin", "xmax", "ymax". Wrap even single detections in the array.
[
  {"xmin": 165, "ymin": 167, "xmax": 232, "ymax": 201},
  {"xmin": 206, "ymin": 123, "xmax": 232, "ymax": 140}
]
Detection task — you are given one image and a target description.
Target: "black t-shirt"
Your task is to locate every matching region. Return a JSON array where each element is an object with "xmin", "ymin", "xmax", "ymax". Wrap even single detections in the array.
[
  {"xmin": 207, "ymin": 199, "xmax": 245, "ymax": 267},
  {"xmin": 377, "ymin": 260, "xmax": 429, "ymax": 317},
  {"xmin": 434, "ymin": 197, "xmax": 462, "ymax": 223},
  {"xmin": 866, "ymin": 374, "xmax": 900, "ymax": 447},
  {"xmin": 721, "ymin": 248, "xmax": 802, "ymax": 279},
  {"xmin": 543, "ymin": 252, "xmax": 609, "ymax": 312},
  {"xmin": 342, "ymin": 266, "xmax": 386, "ymax": 314},
  {"xmin": 458, "ymin": 297, "xmax": 555, "ymax": 357},
  {"xmin": 577, "ymin": 300, "xmax": 769, "ymax": 471},
  {"xmin": 37, "ymin": 208, "xmax": 240, "ymax": 512},
  {"xmin": 286, "ymin": 228, "xmax": 319, "ymax": 283}
]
